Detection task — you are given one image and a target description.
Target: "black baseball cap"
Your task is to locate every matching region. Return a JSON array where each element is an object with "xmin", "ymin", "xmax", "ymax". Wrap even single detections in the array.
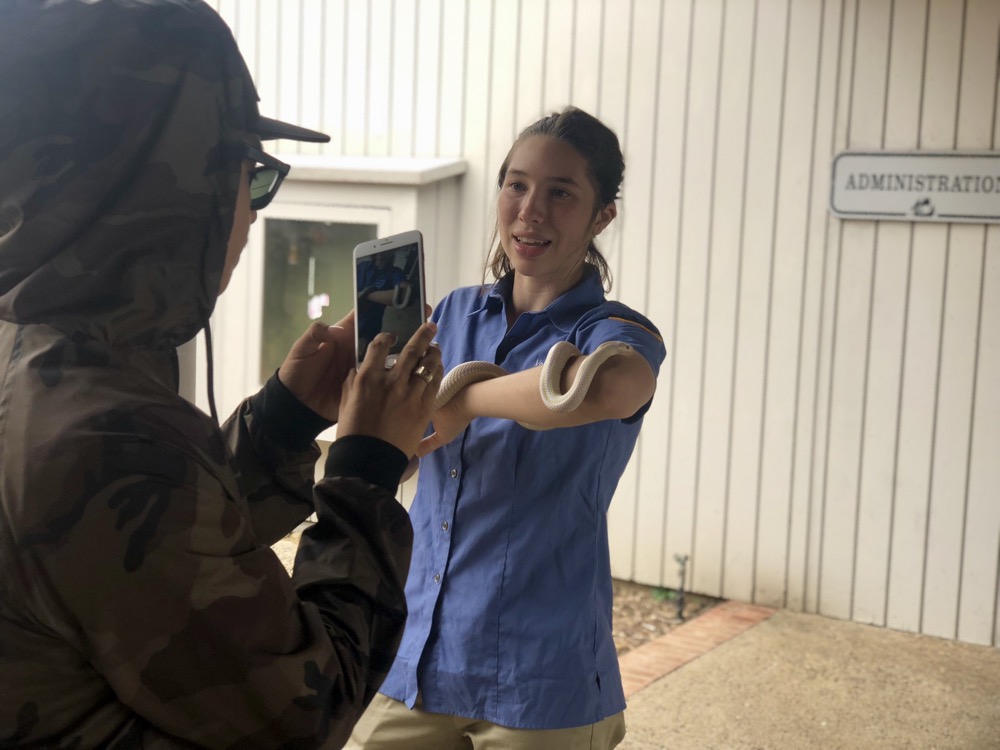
[{"xmin": 254, "ymin": 115, "xmax": 330, "ymax": 143}]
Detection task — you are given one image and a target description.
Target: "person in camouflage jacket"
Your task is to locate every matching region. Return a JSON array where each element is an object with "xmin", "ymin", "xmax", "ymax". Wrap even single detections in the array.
[{"xmin": 0, "ymin": 1, "xmax": 442, "ymax": 747}]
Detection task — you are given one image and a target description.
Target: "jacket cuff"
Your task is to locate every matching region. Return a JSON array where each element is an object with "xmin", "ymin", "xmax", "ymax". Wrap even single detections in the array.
[
  {"xmin": 250, "ymin": 371, "xmax": 334, "ymax": 452},
  {"xmin": 325, "ymin": 435, "xmax": 408, "ymax": 492}
]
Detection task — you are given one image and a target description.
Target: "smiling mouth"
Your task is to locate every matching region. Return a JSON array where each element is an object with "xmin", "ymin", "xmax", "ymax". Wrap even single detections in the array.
[{"xmin": 514, "ymin": 235, "xmax": 550, "ymax": 247}]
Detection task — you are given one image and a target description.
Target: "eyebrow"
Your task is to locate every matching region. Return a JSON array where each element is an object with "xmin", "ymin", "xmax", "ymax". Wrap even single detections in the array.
[{"xmin": 507, "ymin": 168, "xmax": 581, "ymax": 187}]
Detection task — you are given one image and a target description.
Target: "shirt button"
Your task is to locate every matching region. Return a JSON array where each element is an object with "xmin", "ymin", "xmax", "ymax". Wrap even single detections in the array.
[
  {"xmin": 441, "ymin": 521, "xmax": 449, "ymax": 531},
  {"xmin": 433, "ymin": 573, "xmax": 441, "ymax": 583},
  {"xmin": 449, "ymin": 469, "xmax": 458, "ymax": 478}
]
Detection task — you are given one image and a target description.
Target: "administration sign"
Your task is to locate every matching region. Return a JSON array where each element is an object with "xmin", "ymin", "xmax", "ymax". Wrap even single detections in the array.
[{"xmin": 831, "ymin": 152, "xmax": 1000, "ymax": 223}]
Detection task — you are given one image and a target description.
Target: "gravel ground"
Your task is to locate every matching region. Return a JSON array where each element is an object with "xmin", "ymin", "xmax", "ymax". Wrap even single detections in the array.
[
  {"xmin": 611, "ymin": 579, "xmax": 722, "ymax": 655},
  {"xmin": 272, "ymin": 532, "xmax": 722, "ymax": 655}
]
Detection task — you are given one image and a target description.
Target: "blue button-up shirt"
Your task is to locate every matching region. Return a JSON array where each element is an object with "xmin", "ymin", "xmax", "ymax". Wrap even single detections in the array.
[{"xmin": 379, "ymin": 270, "xmax": 666, "ymax": 730}]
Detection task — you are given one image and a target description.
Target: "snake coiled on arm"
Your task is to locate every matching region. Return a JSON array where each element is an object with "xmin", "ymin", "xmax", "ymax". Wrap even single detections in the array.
[{"xmin": 434, "ymin": 340, "xmax": 633, "ymax": 430}]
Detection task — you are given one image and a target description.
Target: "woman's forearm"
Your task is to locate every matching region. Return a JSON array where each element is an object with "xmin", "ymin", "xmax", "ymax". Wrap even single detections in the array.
[{"xmin": 456, "ymin": 350, "xmax": 656, "ymax": 428}]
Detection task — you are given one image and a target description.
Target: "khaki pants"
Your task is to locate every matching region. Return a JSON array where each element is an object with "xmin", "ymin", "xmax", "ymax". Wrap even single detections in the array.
[{"xmin": 346, "ymin": 692, "xmax": 626, "ymax": 750}]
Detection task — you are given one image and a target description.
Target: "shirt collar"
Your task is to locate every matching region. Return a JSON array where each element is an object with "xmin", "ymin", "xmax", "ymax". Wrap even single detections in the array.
[{"xmin": 473, "ymin": 266, "xmax": 606, "ymax": 333}]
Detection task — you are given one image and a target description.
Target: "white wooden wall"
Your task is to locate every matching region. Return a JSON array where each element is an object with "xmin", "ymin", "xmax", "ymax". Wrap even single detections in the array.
[{"xmin": 205, "ymin": 0, "xmax": 1000, "ymax": 648}]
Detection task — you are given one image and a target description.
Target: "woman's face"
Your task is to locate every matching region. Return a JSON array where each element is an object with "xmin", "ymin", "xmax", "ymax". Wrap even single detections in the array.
[
  {"xmin": 220, "ymin": 159, "xmax": 257, "ymax": 294},
  {"xmin": 497, "ymin": 135, "xmax": 615, "ymax": 288}
]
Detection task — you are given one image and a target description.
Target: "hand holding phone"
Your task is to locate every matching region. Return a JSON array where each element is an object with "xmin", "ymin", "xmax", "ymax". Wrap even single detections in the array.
[
  {"xmin": 353, "ymin": 230, "xmax": 427, "ymax": 368},
  {"xmin": 337, "ymin": 321, "xmax": 442, "ymax": 458},
  {"xmin": 277, "ymin": 311, "xmax": 356, "ymax": 422}
]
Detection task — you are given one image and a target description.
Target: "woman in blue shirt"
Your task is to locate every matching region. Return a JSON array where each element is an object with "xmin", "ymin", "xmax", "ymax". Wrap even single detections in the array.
[{"xmin": 348, "ymin": 107, "xmax": 666, "ymax": 750}]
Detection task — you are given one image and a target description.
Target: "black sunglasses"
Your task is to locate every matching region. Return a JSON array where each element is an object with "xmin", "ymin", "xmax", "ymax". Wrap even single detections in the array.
[{"xmin": 243, "ymin": 144, "xmax": 290, "ymax": 211}]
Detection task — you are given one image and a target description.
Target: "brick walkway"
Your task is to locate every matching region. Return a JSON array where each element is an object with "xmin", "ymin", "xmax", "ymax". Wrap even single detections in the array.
[{"xmin": 619, "ymin": 601, "xmax": 776, "ymax": 698}]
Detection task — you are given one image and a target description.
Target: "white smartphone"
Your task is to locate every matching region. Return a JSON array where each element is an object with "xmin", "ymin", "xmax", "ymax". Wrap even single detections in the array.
[{"xmin": 353, "ymin": 229, "xmax": 427, "ymax": 368}]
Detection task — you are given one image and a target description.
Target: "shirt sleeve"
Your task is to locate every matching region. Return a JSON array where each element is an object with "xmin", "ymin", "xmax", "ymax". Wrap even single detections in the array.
[
  {"xmin": 574, "ymin": 307, "xmax": 667, "ymax": 423},
  {"xmin": 213, "ymin": 374, "xmax": 335, "ymax": 548}
]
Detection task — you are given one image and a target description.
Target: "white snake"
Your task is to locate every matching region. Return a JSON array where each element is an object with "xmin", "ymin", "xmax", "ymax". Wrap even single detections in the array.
[{"xmin": 434, "ymin": 340, "xmax": 633, "ymax": 431}]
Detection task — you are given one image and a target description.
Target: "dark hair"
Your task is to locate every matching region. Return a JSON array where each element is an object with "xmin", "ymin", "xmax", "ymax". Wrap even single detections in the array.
[{"xmin": 484, "ymin": 107, "xmax": 624, "ymax": 290}]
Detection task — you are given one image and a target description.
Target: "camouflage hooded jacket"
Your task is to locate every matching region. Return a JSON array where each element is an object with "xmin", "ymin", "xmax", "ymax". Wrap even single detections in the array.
[{"xmin": 0, "ymin": 2, "xmax": 413, "ymax": 747}]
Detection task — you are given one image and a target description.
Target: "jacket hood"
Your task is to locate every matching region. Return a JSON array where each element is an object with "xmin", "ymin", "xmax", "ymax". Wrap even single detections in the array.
[{"xmin": 0, "ymin": 0, "xmax": 259, "ymax": 349}]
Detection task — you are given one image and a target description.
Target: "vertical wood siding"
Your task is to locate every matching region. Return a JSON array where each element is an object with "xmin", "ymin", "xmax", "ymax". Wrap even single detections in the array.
[{"xmin": 206, "ymin": 0, "xmax": 1000, "ymax": 647}]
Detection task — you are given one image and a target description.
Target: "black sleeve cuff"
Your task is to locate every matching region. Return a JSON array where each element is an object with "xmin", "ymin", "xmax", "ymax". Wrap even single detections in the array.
[
  {"xmin": 325, "ymin": 435, "xmax": 409, "ymax": 492},
  {"xmin": 250, "ymin": 371, "xmax": 335, "ymax": 452}
]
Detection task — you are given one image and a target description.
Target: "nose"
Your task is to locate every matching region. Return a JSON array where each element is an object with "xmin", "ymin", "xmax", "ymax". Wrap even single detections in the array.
[
  {"xmin": 250, "ymin": 209, "xmax": 258, "ymax": 225},
  {"xmin": 518, "ymin": 189, "xmax": 545, "ymax": 224}
]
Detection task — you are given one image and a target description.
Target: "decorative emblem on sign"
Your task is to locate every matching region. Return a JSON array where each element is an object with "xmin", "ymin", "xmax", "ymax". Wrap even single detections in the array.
[{"xmin": 912, "ymin": 197, "xmax": 934, "ymax": 217}]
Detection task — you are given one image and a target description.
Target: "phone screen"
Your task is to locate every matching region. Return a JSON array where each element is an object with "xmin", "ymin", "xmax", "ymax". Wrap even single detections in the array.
[{"xmin": 354, "ymin": 230, "xmax": 426, "ymax": 367}]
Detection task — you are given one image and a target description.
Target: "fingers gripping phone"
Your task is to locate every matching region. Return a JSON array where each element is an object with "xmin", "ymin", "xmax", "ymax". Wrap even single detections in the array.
[{"xmin": 353, "ymin": 230, "xmax": 427, "ymax": 368}]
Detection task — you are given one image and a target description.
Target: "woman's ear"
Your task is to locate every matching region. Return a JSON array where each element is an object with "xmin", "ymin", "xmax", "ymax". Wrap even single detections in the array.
[{"xmin": 592, "ymin": 201, "xmax": 618, "ymax": 237}]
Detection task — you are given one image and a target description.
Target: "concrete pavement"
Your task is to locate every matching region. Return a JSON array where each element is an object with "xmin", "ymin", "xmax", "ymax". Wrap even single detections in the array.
[{"xmin": 618, "ymin": 603, "xmax": 1000, "ymax": 749}]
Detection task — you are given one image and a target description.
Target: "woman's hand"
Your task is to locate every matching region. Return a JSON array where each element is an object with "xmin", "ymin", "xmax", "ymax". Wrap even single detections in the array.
[
  {"xmin": 337, "ymin": 322, "xmax": 443, "ymax": 458},
  {"xmin": 277, "ymin": 311, "xmax": 357, "ymax": 422},
  {"xmin": 416, "ymin": 389, "xmax": 472, "ymax": 457}
]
